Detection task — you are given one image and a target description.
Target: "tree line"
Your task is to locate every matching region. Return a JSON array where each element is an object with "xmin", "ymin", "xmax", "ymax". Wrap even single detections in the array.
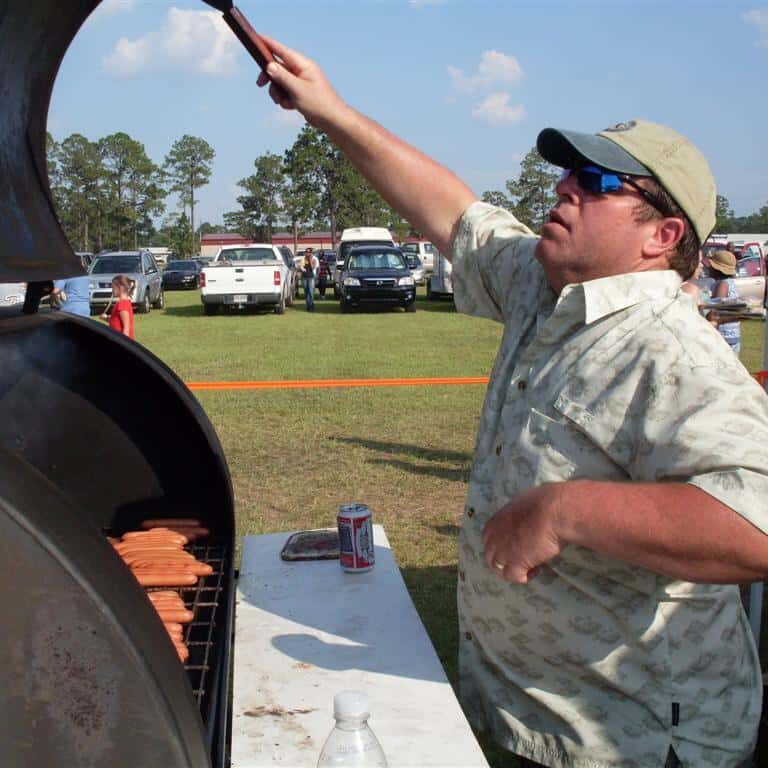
[
  {"xmin": 47, "ymin": 132, "xmax": 214, "ymax": 257},
  {"xmin": 48, "ymin": 128, "xmax": 767, "ymax": 260}
]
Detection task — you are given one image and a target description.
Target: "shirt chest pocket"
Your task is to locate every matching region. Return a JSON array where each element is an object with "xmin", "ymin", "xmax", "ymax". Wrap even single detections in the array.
[{"xmin": 515, "ymin": 407, "xmax": 627, "ymax": 485}]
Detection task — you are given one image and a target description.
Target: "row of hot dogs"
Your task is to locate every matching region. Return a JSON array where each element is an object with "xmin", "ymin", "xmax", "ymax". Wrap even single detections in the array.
[{"xmin": 109, "ymin": 518, "xmax": 211, "ymax": 663}]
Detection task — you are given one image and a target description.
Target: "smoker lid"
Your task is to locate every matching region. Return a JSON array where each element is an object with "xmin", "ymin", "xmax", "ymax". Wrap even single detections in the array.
[{"xmin": 0, "ymin": 0, "xmax": 101, "ymax": 282}]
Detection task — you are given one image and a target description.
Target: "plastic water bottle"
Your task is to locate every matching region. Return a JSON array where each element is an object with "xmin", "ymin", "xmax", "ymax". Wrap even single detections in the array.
[{"xmin": 317, "ymin": 691, "xmax": 388, "ymax": 767}]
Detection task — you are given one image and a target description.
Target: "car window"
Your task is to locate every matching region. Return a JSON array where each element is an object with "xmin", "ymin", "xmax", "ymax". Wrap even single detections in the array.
[
  {"xmin": 737, "ymin": 257, "xmax": 763, "ymax": 278},
  {"xmin": 348, "ymin": 250, "xmax": 407, "ymax": 270},
  {"xmin": 406, "ymin": 255, "xmax": 422, "ymax": 268},
  {"xmin": 90, "ymin": 256, "xmax": 141, "ymax": 274},
  {"xmin": 167, "ymin": 261, "xmax": 197, "ymax": 271},
  {"xmin": 220, "ymin": 248, "xmax": 280, "ymax": 262},
  {"xmin": 339, "ymin": 240, "xmax": 393, "ymax": 264}
]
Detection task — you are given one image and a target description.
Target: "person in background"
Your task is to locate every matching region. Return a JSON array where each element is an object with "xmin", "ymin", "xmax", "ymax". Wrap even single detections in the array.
[
  {"xmin": 50, "ymin": 255, "xmax": 91, "ymax": 317},
  {"xmin": 101, "ymin": 275, "xmax": 135, "ymax": 339},
  {"xmin": 706, "ymin": 249, "xmax": 741, "ymax": 353},
  {"xmin": 300, "ymin": 247, "xmax": 319, "ymax": 311},
  {"xmin": 317, "ymin": 253, "xmax": 332, "ymax": 299}
]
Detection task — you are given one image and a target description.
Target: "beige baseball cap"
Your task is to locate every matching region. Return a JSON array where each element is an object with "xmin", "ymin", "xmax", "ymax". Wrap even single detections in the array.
[{"xmin": 537, "ymin": 119, "xmax": 716, "ymax": 244}]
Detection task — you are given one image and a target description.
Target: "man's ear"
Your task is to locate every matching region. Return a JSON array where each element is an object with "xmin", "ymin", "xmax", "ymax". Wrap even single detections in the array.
[{"xmin": 642, "ymin": 217, "xmax": 686, "ymax": 259}]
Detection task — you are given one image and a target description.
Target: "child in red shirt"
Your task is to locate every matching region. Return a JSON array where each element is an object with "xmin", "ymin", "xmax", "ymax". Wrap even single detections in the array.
[{"xmin": 102, "ymin": 275, "xmax": 135, "ymax": 339}]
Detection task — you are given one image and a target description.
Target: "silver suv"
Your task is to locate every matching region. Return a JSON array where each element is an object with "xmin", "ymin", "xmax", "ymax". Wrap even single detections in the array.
[{"xmin": 89, "ymin": 250, "xmax": 164, "ymax": 314}]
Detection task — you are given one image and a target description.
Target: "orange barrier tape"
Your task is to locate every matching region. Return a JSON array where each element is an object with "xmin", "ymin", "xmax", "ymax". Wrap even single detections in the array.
[{"xmin": 187, "ymin": 376, "xmax": 490, "ymax": 391}]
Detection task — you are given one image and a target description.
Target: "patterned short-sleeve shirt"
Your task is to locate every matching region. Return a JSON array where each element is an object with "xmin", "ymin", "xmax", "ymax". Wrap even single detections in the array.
[{"xmin": 452, "ymin": 202, "xmax": 767, "ymax": 768}]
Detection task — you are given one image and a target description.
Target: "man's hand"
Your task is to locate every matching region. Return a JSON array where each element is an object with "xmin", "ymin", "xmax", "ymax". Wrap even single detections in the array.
[
  {"xmin": 257, "ymin": 36, "xmax": 346, "ymax": 128},
  {"xmin": 482, "ymin": 484, "xmax": 565, "ymax": 583}
]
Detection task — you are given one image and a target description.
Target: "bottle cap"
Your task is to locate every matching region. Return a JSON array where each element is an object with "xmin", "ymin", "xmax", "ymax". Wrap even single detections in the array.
[{"xmin": 333, "ymin": 690, "xmax": 370, "ymax": 720}]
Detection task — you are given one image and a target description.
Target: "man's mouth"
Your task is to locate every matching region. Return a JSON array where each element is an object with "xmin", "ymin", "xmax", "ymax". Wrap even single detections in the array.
[{"xmin": 546, "ymin": 209, "xmax": 569, "ymax": 230}]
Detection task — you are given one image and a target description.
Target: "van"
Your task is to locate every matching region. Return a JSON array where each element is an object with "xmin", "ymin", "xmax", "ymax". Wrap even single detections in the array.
[
  {"xmin": 401, "ymin": 240, "xmax": 438, "ymax": 272},
  {"xmin": 334, "ymin": 227, "xmax": 395, "ymax": 298}
]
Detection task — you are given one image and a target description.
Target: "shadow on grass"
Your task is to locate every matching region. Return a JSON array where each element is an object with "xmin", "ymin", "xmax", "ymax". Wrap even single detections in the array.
[
  {"xmin": 435, "ymin": 524, "xmax": 461, "ymax": 537},
  {"xmin": 332, "ymin": 436, "xmax": 471, "ymax": 464},
  {"xmin": 368, "ymin": 457, "xmax": 469, "ymax": 482}
]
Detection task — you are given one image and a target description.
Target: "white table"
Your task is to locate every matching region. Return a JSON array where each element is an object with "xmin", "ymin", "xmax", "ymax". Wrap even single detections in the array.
[{"xmin": 232, "ymin": 526, "xmax": 489, "ymax": 768}]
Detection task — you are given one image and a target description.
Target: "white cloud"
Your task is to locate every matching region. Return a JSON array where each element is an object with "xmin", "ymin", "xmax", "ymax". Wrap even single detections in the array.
[
  {"xmin": 103, "ymin": 8, "xmax": 239, "ymax": 78},
  {"xmin": 743, "ymin": 8, "xmax": 768, "ymax": 47},
  {"xmin": 269, "ymin": 109, "xmax": 306, "ymax": 129},
  {"xmin": 448, "ymin": 50, "xmax": 523, "ymax": 93},
  {"xmin": 92, "ymin": 0, "xmax": 136, "ymax": 18},
  {"xmin": 471, "ymin": 93, "xmax": 525, "ymax": 126}
]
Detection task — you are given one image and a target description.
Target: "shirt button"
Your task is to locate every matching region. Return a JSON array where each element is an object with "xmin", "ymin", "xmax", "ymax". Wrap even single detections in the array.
[
  {"xmin": 464, "ymin": 631, "xmax": 472, "ymax": 641},
  {"xmin": 467, "ymin": 507, "xmax": 475, "ymax": 518},
  {"xmin": 517, "ymin": 380, "xmax": 527, "ymax": 391},
  {"xmin": 495, "ymin": 445, "xmax": 502, "ymax": 456},
  {"xmin": 459, "ymin": 570, "xmax": 466, "ymax": 582}
]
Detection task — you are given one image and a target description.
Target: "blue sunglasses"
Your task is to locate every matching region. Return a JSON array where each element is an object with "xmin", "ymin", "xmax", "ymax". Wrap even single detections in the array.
[{"xmin": 564, "ymin": 165, "xmax": 671, "ymax": 217}]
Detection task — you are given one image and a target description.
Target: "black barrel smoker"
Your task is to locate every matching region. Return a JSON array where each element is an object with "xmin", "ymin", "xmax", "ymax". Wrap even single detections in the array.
[{"xmin": 0, "ymin": 2, "xmax": 236, "ymax": 766}]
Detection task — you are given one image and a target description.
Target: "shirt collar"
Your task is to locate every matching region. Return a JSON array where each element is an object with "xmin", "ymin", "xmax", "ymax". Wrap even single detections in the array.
[{"xmin": 557, "ymin": 270, "xmax": 683, "ymax": 326}]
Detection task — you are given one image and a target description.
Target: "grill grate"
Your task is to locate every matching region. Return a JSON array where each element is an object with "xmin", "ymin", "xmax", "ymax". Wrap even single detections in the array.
[{"xmin": 146, "ymin": 543, "xmax": 228, "ymax": 713}]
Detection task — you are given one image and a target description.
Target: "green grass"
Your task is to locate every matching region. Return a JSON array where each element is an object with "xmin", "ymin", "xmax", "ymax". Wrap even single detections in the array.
[{"xmin": 135, "ymin": 289, "xmax": 766, "ymax": 768}]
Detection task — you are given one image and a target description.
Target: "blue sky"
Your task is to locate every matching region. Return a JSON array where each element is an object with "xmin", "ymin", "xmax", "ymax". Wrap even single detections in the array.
[{"xmin": 50, "ymin": 0, "xmax": 768, "ymax": 229}]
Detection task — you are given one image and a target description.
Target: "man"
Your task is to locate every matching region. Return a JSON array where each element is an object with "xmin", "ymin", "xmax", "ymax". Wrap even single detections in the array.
[{"xmin": 257, "ymin": 38, "xmax": 768, "ymax": 767}]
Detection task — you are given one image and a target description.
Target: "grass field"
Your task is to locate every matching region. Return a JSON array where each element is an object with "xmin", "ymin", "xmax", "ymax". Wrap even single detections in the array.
[{"xmin": 135, "ymin": 287, "xmax": 766, "ymax": 767}]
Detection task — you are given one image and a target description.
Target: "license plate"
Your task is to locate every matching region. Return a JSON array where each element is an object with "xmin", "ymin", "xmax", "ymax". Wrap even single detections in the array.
[{"xmin": 233, "ymin": 294, "xmax": 248, "ymax": 303}]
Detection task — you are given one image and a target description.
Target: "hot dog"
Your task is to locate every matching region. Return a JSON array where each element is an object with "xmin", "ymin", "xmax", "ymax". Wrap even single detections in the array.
[
  {"xmin": 140, "ymin": 519, "xmax": 202, "ymax": 530},
  {"xmin": 120, "ymin": 531, "xmax": 187, "ymax": 546},
  {"xmin": 122, "ymin": 552, "xmax": 195, "ymax": 566},
  {"xmin": 165, "ymin": 527, "xmax": 210, "ymax": 540},
  {"xmin": 134, "ymin": 571, "xmax": 198, "ymax": 587},
  {"xmin": 132, "ymin": 562, "xmax": 213, "ymax": 576},
  {"xmin": 173, "ymin": 641, "xmax": 190, "ymax": 663},
  {"xmin": 156, "ymin": 608, "xmax": 194, "ymax": 624}
]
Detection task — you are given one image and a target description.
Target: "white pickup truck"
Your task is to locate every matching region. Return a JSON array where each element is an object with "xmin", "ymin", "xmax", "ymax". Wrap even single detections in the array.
[{"xmin": 200, "ymin": 244, "xmax": 292, "ymax": 316}]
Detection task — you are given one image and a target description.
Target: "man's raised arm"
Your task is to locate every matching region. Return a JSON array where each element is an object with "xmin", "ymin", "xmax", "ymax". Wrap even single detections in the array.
[{"xmin": 259, "ymin": 36, "xmax": 477, "ymax": 257}]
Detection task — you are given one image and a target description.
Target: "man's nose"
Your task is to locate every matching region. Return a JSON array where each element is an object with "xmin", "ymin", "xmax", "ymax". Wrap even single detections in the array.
[{"xmin": 555, "ymin": 170, "xmax": 580, "ymax": 203}]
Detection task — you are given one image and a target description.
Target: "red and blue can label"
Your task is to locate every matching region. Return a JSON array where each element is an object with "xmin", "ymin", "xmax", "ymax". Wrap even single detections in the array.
[{"xmin": 337, "ymin": 503, "xmax": 375, "ymax": 573}]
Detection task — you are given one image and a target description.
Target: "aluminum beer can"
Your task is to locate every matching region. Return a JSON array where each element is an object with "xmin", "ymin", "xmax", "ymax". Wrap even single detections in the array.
[{"xmin": 337, "ymin": 503, "xmax": 375, "ymax": 573}]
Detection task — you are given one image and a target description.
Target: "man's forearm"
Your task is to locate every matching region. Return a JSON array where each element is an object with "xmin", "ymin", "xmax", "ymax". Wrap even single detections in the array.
[
  {"xmin": 315, "ymin": 105, "xmax": 476, "ymax": 256},
  {"xmin": 558, "ymin": 480, "xmax": 768, "ymax": 583}
]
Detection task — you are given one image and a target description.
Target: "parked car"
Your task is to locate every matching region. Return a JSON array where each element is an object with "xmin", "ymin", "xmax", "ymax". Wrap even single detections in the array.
[
  {"xmin": 401, "ymin": 241, "xmax": 438, "ymax": 272},
  {"xmin": 278, "ymin": 246, "xmax": 298, "ymax": 304},
  {"xmin": 75, "ymin": 251, "xmax": 93, "ymax": 269},
  {"xmin": 404, "ymin": 252, "xmax": 426, "ymax": 285},
  {"xmin": 700, "ymin": 256, "xmax": 766, "ymax": 315},
  {"xmin": 162, "ymin": 259, "xmax": 201, "ymax": 290},
  {"xmin": 0, "ymin": 282, "xmax": 26, "ymax": 308},
  {"xmin": 338, "ymin": 245, "xmax": 416, "ymax": 312},
  {"xmin": 89, "ymin": 250, "xmax": 164, "ymax": 314},
  {"xmin": 335, "ymin": 227, "xmax": 396, "ymax": 298},
  {"xmin": 200, "ymin": 244, "xmax": 291, "ymax": 315}
]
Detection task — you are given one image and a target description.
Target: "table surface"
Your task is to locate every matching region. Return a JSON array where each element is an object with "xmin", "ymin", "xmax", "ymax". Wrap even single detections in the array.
[{"xmin": 231, "ymin": 526, "xmax": 489, "ymax": 767}]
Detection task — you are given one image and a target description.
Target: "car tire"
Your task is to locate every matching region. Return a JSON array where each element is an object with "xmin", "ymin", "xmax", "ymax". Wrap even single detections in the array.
[
  {"xmin": 153, "ymin": 289, "xmax": 165, "ymax": 309},
  {"xmin": 203, "ymin": 303, "xmax": 218, "ymax": 316},
  {"xmin": 137, "ymin": 292, "xmax": 151, "ymax": 314},
  {"xmin": 286, "ymin": 285, "xmax": 294, "ymax": 307},
  {"xmin": 405, "ymin": 301, "xmax": 416, "ymax": 313},
  {"xmin": 275, "ymin": 293, "xmax": 286, "ymax": 315}
]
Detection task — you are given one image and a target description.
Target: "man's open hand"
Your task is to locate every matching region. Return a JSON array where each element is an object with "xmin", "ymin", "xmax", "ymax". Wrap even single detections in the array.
[
  {"xmin": 257, "ymin": 35, "xmax": 346, "ymax": 127},
  {"xmin": 482, "ymin": 483, "xmax": 566, "ymax": 583}
]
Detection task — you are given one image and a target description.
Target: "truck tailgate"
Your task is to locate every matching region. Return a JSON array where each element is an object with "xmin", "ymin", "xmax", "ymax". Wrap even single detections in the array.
[{"xmin": 203, "ymin": 263, "xmax": 281, "ymax": 295}]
